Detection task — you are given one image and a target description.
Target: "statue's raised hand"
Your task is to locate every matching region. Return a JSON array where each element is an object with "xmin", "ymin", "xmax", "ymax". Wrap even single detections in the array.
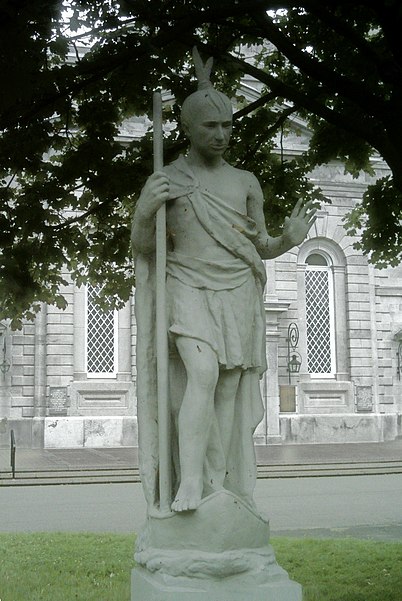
[
  {"xmin": 137, "ymin": 171, "xmax": 169, "ymax": 219},
  {"xmin": 283, "ymin": 199, "xmax": 316, "ymax": 247}
]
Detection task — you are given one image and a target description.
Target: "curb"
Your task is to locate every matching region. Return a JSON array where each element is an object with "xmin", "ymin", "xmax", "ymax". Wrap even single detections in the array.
[{"xmin": 2, "ymin": 460, "xmax": 402, "ymax": 486}]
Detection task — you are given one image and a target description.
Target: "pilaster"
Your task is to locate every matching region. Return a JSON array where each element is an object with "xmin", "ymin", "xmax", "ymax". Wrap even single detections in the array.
[{"xmin": 263, "ymin": 300, "xmax": 290, "ymax": 443}]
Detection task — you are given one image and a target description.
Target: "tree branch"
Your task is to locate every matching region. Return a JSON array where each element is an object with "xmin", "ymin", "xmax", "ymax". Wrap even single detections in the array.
[
  {"xmin": 233, "ymin": 91, "xmax": 277, "ymax": 120},
  {"xmin": 361, "ymin": 0, "xmax": 402, "ymax": 67},
  {"xmin": 51, "ymin": 198, "xmax": 112, "ymax": 231},
  {"xmin": 299, "ymin": 1, "xmax": 402, "ymax": 84},
  {"xmin": 167, "ymin": 29, "xmax": 386, "ymax": 155},
  {"xmin": 234, "ymin": 105, "xmax": 298, "ymax": 168},
  {"xmin": 251, "ymin": 10, "xmax": 386, "ymax": 119}
]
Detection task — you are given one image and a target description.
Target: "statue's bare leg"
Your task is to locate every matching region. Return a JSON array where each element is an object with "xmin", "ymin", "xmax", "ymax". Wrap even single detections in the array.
[
  {"xmin": 172, "ymin": 337, "xmax": 219, "ymax": 512},
  {"xmin": 214, "ymin": 368, "xmax": 242, "ymax": 461}
]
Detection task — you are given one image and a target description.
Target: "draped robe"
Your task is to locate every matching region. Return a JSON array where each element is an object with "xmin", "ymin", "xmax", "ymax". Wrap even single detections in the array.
[{"xmin": 134, "ymin": 156, "xmax": 267, "ymax": 512}]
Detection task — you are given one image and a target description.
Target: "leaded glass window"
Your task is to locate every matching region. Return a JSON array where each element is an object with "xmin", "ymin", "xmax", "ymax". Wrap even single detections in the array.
[
  {"xmin": 305, "ymin": 253, "xmax": 336, "ymax": 376},
  {"xmin": 86, "ymin": 285, "xmax": 118, "ymax": 378}
]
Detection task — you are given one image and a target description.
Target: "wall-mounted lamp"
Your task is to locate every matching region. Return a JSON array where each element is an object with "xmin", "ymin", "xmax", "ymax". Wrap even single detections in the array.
[
  {"xmin": 0, "ymin": 322, "xmax": 11, "ymax": 375},
  {"xmin": 287, "ymin": 322, "xmax": 302, "ymax": 384},
  {"xmin": 288, "ymin": 352, "xmax": 302, "ymax": 375}
]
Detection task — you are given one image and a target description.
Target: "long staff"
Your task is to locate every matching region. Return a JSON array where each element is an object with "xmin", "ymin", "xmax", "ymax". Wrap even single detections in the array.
[{"xmin": 153, "ymin": 90, "xmax": 171, "ymax": 512}]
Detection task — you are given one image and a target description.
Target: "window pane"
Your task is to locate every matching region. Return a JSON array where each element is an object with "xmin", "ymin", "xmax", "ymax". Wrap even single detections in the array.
[
  {"xmin": 306, "ymin": 253, "xmax": 328, "ymax": 266},
  {"xmin": 86, "ymin": 285, "xmax": 116, "ymax": 374},
  {"xmin": 305, "ymin": 269, "xmax": 332, "ymax": 373}
]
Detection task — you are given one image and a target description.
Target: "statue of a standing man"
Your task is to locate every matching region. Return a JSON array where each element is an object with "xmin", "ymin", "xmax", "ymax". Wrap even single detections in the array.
[{"xmin": 132, "ymin": 50, "xmax": 315, "ymax": 516}]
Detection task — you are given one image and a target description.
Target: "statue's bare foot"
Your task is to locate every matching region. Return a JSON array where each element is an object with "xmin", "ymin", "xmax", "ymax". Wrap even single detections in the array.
[{"xmin": 171, "ymin": 478, "xmax": 202, "ymax": 512}]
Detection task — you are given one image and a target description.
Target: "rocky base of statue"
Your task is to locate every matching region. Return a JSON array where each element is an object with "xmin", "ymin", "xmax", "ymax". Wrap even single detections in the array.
[{"xmin": 131, "ymin": 490, "xmax": 302, "ymax": 600}]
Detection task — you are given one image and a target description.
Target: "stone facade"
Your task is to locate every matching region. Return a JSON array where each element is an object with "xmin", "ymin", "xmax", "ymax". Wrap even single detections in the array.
[
  {"xmin": 1, "ymin": 94, "xmax": 401, "ymax": 449},
  {"xmin": 259, "ymin": 148, "xmax": 401, "ymax": 445},
  {"xmin": 0, "ymin": 286, "xmax": 137, "ymax": 449}
]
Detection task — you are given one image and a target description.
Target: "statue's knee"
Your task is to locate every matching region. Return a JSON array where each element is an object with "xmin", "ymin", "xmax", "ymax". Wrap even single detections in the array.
[
  {"xmin": 176, "ymin": 338, "xmax": 218, "ymax": 390},
  {"xmin": 188, "ymin": 360, "xmax": 218, "ymax": 392}
]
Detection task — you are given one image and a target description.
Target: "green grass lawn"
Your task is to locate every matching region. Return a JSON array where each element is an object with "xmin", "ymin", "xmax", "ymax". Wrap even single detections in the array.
[{"xmin": 0, "ymin": 533, "xmax": 401, "ymax": 601}]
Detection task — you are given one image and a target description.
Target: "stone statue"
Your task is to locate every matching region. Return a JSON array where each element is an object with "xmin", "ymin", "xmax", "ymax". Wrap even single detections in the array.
[{"xmin": 131, "ymin": 48, "xmax": 315, "ymax": 600}]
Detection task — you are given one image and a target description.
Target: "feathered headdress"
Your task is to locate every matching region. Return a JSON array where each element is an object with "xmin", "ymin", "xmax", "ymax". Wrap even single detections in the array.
[{"xmin": 192, "ymin": 46, "xmax": 214, "ymax": 90}]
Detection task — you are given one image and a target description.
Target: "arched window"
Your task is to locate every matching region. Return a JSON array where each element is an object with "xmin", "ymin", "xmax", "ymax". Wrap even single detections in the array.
[
  {"xmin": 85, "ymin": 285, "xmax": 118, "ymax": 378},
  {"xmin": 305, "ymin": 251, "xmax": 336, "ymax": 377}
]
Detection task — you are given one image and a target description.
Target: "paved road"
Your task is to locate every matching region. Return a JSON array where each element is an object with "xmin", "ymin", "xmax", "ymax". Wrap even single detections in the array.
[{"xmin": 1, "ymin": 474, "xmax": 401, "ymax": 540}]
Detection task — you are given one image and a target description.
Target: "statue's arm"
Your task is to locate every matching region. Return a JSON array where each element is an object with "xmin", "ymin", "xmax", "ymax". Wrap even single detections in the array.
[
  {"xmin": 131, "ymin": 172, "xmax": 169, "ymax": 255},
  {"xmin": 246, "ymin": 173, "xmax": 316, "ymax": 260}
]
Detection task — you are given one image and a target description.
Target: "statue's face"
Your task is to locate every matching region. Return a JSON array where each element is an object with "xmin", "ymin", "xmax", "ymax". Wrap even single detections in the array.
[{"xmin": 183, "ymin": 103, "xmax": 232, "ymax": 162}]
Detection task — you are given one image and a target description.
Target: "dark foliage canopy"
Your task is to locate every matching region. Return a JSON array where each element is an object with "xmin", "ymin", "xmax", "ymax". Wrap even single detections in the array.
[{"xmin": 1, "ymin": 0, "xmax": 401, "ymax": 326}]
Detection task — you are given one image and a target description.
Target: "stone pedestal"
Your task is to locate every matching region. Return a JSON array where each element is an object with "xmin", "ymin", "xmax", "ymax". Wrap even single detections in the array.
[
  {"xmin": 132, "ymin": 490, "xmax": 302, "ymax": 601},
  {"xmin": 132, "ymin": 567, "xmax": 302, "ymax": 600}
]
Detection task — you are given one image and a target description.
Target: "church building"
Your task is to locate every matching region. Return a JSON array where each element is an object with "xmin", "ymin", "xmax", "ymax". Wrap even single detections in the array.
[{"xmin": 1, "ymin": 82, "xmax": 401, "ymax": 450}]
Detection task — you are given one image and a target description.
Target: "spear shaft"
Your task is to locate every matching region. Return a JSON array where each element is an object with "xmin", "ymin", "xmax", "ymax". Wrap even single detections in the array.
[{"xmin": 153, "ymin": 90, "xmax": 171, "ymax": 512}]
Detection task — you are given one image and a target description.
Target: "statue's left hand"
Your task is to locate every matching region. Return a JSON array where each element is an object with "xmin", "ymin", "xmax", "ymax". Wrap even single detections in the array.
[{"xmin": 283, "ymin": 199, "xmax": 317, "ymax": 247}]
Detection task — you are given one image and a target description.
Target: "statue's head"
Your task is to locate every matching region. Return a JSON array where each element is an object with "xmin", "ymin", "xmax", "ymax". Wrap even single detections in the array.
[{"xmin": 180, "ymin": 48, "xmax": 233, "ymax": 130}]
